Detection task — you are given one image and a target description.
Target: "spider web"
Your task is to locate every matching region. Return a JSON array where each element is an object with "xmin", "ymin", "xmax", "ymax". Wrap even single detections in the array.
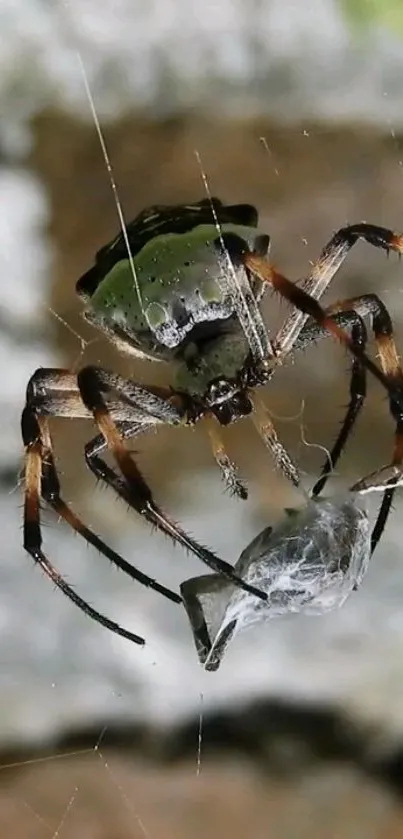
[{"xmin": 0, "ymin": 726, "xmax": 153, "ymax": 838}]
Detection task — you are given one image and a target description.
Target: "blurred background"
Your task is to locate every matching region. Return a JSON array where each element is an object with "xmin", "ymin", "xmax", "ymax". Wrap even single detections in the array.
[{"xmin": 3, "ymin": 0, "xmax": 403, "ymax": 835}]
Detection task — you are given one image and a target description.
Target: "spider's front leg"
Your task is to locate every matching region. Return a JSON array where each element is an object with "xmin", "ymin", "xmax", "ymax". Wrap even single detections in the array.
[
  {"xmin": 273, "ymin": 223, "xmax": 403, "ymax": 356},
  {"xmin": 244, "ymin": 250, "xmax": 403, "ymax": 403},
  {"xmin": 330, "ymin": 294, "xmax": 403, "ymax": 549},
  {"xmin": 75, "ymin": 366, "xmax": 267, "ymax": 600},
  {"xmin": 309, "ymin": 293, "xmax": 403, "ymax": 551},
  {"xmin": 291, "ymin": 310, "xmax": 369, "ymax": 499}
]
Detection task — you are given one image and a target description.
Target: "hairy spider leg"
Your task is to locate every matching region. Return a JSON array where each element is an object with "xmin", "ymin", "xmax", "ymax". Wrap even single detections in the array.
[
  {"xmin": 21, "ymin": 405, "xmax": 149, "ymax": 645},
  {"xmin": 204, "ymin": 415, "xmax": 248, "ymax": 499},
  {"xmin": 249, "ymin": 395, "xmax": 302, "ymax": 488},
  {"xmin": 241, "ymin": 254, "xmax": 403, "ymax": 514},
  {"xmin": 294, "ymin": 313, "xmax": 368, "ymax": 499},
  {"xmin": 203, "ymin": 224, "xmax": 403, "ymax": 499},
  {"xmin": 23, "ymin": 367, "xmax": 267, "ymax": 615},
  {"xmin": 243, "ymin": 313, "xmax": 362, "ymax": 492},
  {"xmin": 234, "ymin": 311, "xmax": 372, "ymax": 504},
  {"xmin": 316, "ymin": 294, "xmax": 403, "ymax": 552},
  {"xmin": 217, "ymin": 235, "xmax": 273, "ymax": 364},
  {"xmin": 22, "ymin": 370, "xmax": 189, "ymax": 621},
  {"xmin": 76, "ymin": 366, "xmax": 267, "ymax": 599},
  {"xmin": 197, "ymin": 190, "xmax": 273, "ymax": 365},
  {"xmin": 243, "ymin": 253, "xmax": 403, "ymax": 410},
  {"xmin": 267, "ymin": 296, "xmax": 403, "ymax": 552},
  {"xmin": 203, "ymin": 310, "xmax": 391, "ymax": 503},
  {"xmin": 273, "ymin": 223, "xmax": 403, "ymax": 357}
]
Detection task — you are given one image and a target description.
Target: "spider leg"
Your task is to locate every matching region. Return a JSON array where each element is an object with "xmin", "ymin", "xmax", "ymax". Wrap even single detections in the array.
[
  {"xmin": 273, "ymin": 223, "xmax": 403, "ymax": 356},
  {"xmin": 76, "ymin": 366, "xmax": 267, "ymax": 600},
  {"xmin": 87, "ymin": 402, "xmax": 248, "ymax": 502},
  {"xmin": 204, "ymin": 415, "xmax": 248, "ymax": 499},
  {"xmin": 291, "ymin": 312, "xmax": 368, "ymax": 498},
  {"xmin": 216, "ymin": 231, "xmax": 274, "ymax": 364},
  {"xmin": 40, "ymin": 364, "xmax": 245, "ymax": 500},
  {"xmin": 325, "ymin": 294, "xmax": 403, "ymax": 552},
  {"xmin": 289, "ymin": 294, "xmax": 403, "ymax": 552},
  {"xmin": 250, "ymin": 395, "xmax": 302, "ymax": 488},
  {"xmin": 247, "ymin": 311, "xmax": 367, "ymax": 497},
  {"xmin": 21, "ymin": 403, "xmax": 148, "ymax": 645},
  {"xmin": 22, "ymin": 370, "xmax": 187, "ymax": 629},
  {"xmin": 25, "ymin": 369, "xmax": 266, "ymax": 603},
  {"xmin": 243, "ymin": 253, "xmax": 403, "ymax": 413},
  {"xmin": 244, "ymin": 254, "xmax": 403, "ymax": 553}
]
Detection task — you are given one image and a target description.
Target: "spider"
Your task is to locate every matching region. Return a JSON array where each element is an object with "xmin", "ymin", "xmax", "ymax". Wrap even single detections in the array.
[{"xmin": 22, "ymin": 197, "xmax": 403, "ymax": 646}]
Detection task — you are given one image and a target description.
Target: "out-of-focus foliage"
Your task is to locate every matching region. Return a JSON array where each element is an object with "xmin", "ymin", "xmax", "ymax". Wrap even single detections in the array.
[{"xmin": 340, "ymin": 0, "xmax": 403, "ymax": 35}]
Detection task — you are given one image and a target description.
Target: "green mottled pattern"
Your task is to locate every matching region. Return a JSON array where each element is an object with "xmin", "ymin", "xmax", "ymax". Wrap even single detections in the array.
[{"xmin": 88, "ymin": 223, "xmax": 258, "ymax": 331}]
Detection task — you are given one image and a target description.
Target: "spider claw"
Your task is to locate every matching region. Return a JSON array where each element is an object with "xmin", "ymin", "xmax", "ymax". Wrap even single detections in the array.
[
  {"xmin": 236, "ymin": 482, "xmax": 249, "ymax": 501},
  {"xmin": 223, "ymin": 474, "xmax": 248, "ymax": 501},
  {"xmin": 351, "ymin": 464, "xmax": 403, "ymax": 494}
]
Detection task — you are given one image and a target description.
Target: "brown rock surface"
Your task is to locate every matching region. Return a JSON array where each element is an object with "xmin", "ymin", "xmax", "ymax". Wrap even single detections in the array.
[{"xmin": 0, "ymin": 752, "xmax": 402, "ymax": 839}]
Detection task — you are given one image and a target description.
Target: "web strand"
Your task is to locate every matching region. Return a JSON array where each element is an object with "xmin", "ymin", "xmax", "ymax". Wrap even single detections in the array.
[
  {"xmin": 74, "ymin": 51, "xmax": 144, "ymax": 315},
  {"xmin": 197, "ymin": 692, "xmax": 204, "ymax": 776},
  {"xmin": 194, "ymin": 149, "xmax": 271, "ymax": 362},
  {"xmin": 58, "ymin": 0, "xmax": 145, "ymax": 319}
]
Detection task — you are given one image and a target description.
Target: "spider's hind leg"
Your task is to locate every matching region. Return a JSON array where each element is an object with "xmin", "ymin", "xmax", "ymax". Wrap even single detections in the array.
[
  {"xmin": 290, "ymin": 293, "xmax": 403, "ymax": 552},
  {"xmin": 290, "ymin": 311, "xmax": 369, "ymax": 499},
  {"xmin": 21, "ymin": 399, "xmax": 147, "ymax": 644},
  {"xmin": 333, "ymin": 294, "xmax": 403, "ymax": 552},
  {"xmin": 21, "ymin": 367, "xmax": 186, "ymax": 645},
  {"xmin": 313, "ymin": 316, "xmax": 367, "ymax": 498},
  {"xmin": 273, "ymin": 222, "xmax": 403, "ymax": 357}
]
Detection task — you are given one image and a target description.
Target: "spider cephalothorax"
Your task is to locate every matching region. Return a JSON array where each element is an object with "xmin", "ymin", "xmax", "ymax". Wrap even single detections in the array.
[{"xmin": 21, "ymin": 197, "xmax": 403, "ymax": 645}]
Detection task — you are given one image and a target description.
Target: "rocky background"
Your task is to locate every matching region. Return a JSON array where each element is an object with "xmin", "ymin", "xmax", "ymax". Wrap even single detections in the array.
[{"xmin": 3, "ymin": 0, "xmax": 403, "ymax": 836}]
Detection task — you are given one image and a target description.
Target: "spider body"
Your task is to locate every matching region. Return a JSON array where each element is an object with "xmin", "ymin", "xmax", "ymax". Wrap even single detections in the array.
[
  {"xmin": 77, "ymin": 199, "xmax": 269, "ymax": 423},
  {"xmin": 21, "ymin": 197, "xmax": 403, "ymax": 647}
]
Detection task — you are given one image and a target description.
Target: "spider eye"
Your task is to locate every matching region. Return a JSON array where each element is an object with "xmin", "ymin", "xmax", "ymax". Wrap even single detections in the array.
[
  {"xmin": 218, "ymin": 381, "xmax": 231, "ymax": 397},
  {"xmin": 208, "ymin": 378, "xmax": 233, "ymax": 402}
]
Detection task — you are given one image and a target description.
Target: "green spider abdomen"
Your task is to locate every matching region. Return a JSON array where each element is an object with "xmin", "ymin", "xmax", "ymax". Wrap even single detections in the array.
[{"xmin": 81, "ymin": 221, "xmax": 265, "ymax": 356}]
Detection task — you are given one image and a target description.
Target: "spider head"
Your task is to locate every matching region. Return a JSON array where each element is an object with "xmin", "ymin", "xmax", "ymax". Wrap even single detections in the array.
[{"xmin": 205, "ymin": 377, "xmax": 252, "ymax": 425}]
